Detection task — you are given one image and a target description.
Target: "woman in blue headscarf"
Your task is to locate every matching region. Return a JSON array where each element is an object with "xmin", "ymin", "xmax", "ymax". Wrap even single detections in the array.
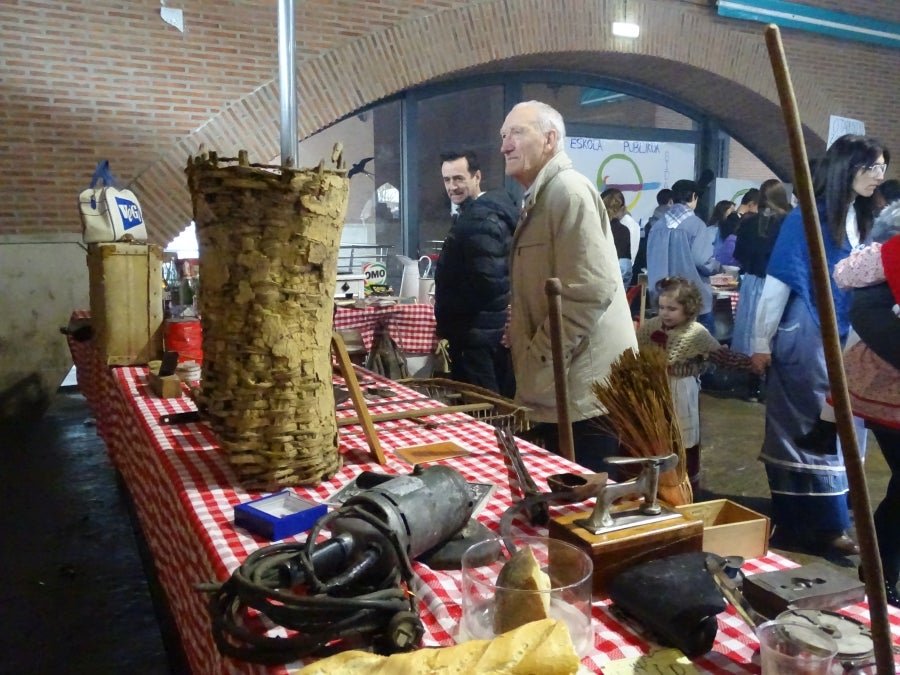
[{"xmin": 750, "ymin": 134, "xmax": 890, "ymax": 555}]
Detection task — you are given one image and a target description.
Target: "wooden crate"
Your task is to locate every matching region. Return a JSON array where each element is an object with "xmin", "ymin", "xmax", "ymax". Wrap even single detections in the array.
[
  {"xmin": 550, "ymin": 505, "xmax": 704, "ymax": 596},
  {"xmin": 87, "ymin": 242, "xmax": 164, "ymax": 365},
  {"xmin": 674, "ymin": 499, "xmax": 770, "ymax": 560}
]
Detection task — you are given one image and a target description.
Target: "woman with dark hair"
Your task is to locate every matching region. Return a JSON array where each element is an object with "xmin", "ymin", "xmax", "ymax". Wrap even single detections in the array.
[
  {"xmin": 750, "ymin": 134, "xmax": 890, "ymax": 555},
  {"xmin": 710, "ymin": 199, "xmax": 736, "ymax": 228},
  {"xmin": 709, "ymin": 200, "xmax": 738, "ymax": 265},
  {"xmin": 601, "ymin": 187, "xmax": 639, "ymax": 286},
  {"xmin": 601, "ymin": 188, "xmax": 634, "ymax": 286},
  {"xmin": 732, "ymin": 179, "xmax": 793, "ymax": 358},
  {"xmin": 874, "ymin": 178, "xmax": 900, "ymax": 215}
]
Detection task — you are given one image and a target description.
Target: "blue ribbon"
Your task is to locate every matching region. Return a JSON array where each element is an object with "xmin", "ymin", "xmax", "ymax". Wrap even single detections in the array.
[{"xmin": 89, "ymin": 160, "xmax": 119, "ymax": 189}]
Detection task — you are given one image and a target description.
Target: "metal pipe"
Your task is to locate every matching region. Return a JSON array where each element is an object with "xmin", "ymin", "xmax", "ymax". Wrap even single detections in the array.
[{"xmin": 277, "ymin": 0, "xmax": 297, "ymax": 167}]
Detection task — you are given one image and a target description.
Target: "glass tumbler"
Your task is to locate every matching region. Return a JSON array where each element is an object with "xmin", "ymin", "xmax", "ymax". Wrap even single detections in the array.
[
  {"xmin": 459, "ymin": 535, "xmax": 593, "ymax": 657},
  {"xmin": 756, "ymin": 619, "xmax": 838, "ymax": 674}
]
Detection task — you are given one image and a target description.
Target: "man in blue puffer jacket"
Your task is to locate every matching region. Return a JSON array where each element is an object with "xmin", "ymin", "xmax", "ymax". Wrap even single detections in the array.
[{"xmin": 435, "ymin": 150, "xmax": 519, "ymax": 396}]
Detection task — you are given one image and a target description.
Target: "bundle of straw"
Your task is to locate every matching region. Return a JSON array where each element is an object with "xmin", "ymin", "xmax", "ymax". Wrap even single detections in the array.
[{"xmin": 591, "ymin": 345, "xmax": 693, "ymax": 505}]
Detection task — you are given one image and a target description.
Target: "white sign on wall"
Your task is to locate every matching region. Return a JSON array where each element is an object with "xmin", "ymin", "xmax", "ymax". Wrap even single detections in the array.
[
  {"xmin": 565, "ymin": 137, "xmax": 695, "ymax": 226},
  {"xmin": 713, "ymin": 178, "xmax": 760, "ymax": 208},
  {"xmin": 713, "ymin": 178, "xmax": 794, "ymax": 211},
  {"xmin": 827, "ymin": 115, "xmax": 865, "ymax": 149}
]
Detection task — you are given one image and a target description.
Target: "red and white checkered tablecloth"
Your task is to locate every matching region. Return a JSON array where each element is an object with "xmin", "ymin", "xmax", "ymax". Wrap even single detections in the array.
[
  {"xmin": 333, "ymin": 303, "xmax": 437, "ymax": 353},
  {"xmin": 68, "ymin": 323, "xmax": 900, "ymax": 674}
]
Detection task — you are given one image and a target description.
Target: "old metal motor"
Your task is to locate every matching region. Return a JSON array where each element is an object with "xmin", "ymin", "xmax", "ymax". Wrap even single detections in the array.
[{"xmin": 203, "ymin": 465, "xmax": 482, "ymax": 664}]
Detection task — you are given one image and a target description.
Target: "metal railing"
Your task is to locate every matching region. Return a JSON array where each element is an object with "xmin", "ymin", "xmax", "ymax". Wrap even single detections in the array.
[{"xmin": 337, "ymin": 244, "xmax": 393, "ymax": 274}]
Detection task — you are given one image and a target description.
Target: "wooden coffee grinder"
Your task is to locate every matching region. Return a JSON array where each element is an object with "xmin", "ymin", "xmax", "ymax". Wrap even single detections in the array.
[{"xmin": 549, "ymin": 455, "xmax": 703, "ymax": 596}]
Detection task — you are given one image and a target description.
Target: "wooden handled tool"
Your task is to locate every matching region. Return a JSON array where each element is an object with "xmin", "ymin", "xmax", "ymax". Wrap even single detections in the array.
[
  {"xmin": 495, "ymin": 427, "xmax": 550, "ymax": 525},
  {"xmin": 336, "ymin": 402, "xmax": 492, "ymax": 427},
  {"xmin": 331, "ymin": 332, "xmax": 386, "ymax": 464},
  {"xmin": 765, "ymin": 24, "xmax": 893, "ymax": 673},
  {"xmin": 545, "ymin": 278, "xmax": 575, "ymax": 463}
]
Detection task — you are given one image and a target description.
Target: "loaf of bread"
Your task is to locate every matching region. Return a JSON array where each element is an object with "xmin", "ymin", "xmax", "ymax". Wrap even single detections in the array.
[
  {"xmin": 493, "ymin": 544, "xmax": 551, "ymax": 634},
  {"xmin": 295, "ymin": 618, "xmax": 580, "ymax": 675}
]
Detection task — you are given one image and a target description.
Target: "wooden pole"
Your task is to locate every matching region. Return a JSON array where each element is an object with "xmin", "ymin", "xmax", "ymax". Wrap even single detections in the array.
[
  {"xmin": 332, "ymin": 333, "xmax": 386, "ymax": 464},
  {"xmin": 764, "ymin": 24, "xmax": 893, "ymax": 673},
  {"xmin": 545, "ymin": 278, "xmax": 576, "ymax": 463}
]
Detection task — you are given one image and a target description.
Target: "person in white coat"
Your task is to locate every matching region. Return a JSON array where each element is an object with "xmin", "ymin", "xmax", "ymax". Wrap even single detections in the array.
[{"xmin": 500, "ymin": 100, "xmax": 637, "ymax": 472}]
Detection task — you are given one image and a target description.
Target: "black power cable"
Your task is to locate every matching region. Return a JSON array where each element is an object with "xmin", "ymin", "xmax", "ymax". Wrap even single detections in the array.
[{"xmin": 199, "ymin": 504, "xmax": 425, "ymax": 665}]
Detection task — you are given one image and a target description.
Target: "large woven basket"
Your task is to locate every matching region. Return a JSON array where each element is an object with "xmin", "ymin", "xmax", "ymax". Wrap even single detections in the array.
[{"xmin": 186, "ymin": 149, "xmax": 349, "ymax": 488}]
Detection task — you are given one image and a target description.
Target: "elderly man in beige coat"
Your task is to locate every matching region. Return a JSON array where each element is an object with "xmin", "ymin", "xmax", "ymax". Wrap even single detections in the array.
[{"xmin": 500, "ymin": 100, "xmax": 638, "ymax": 472}]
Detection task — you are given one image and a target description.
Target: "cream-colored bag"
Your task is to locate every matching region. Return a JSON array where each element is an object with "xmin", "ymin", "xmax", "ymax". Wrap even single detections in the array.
[{"xmin": 79, "ymin": 160, "xmax": 148, "ymax": 243}]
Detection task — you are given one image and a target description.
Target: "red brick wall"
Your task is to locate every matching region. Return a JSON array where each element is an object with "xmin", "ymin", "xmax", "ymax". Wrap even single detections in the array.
[{"xmin": 1, "ymin": 0, "xmax": 897, "ymax": 245}]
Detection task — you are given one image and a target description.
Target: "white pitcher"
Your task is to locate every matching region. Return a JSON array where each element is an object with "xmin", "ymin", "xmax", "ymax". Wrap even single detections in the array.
[
  {"xmin": 396, "ymin": 255, "xmax": 420, "ymax": 298},
  {"xmin": 397, "ymin": 254, "xmax": 435, "ymax": 300}
]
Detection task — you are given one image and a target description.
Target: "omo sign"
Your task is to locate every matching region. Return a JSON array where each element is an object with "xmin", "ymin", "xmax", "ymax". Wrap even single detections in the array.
[{"xmin": 362, "ymin": 261, "xmax": 387, "ymax": 291}]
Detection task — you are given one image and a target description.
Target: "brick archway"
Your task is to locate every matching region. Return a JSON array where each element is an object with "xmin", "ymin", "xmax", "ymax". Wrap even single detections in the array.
[{"xmin": 139, "ymin": 0, "xmax": 827, "ymax": 244}]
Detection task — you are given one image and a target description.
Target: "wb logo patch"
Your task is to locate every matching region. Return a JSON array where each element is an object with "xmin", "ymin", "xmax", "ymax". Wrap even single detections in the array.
[{"xmin": 115, "ymin": 195, "xmax": 144, "ymax": 230}]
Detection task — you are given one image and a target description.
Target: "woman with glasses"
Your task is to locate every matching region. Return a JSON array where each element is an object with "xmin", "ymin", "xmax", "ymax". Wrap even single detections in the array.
[{"xmin": 749, "ymin": 134, "xmax": 890, "ymax": 556}]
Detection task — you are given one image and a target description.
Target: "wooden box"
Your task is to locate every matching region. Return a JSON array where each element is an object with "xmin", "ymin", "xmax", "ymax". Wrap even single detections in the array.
[
  {"xmin": 674, "ymin": 499, "xmax": 770, "ymax": 560},
  {"xmin": 549, "ymin": 502, "xmax": 704, "ymax": 596},
  {"xmin": 147, "ymin": 372, "xmax": 183, "ymax": 399},
  {"xmin": 87, "ymin": 242, "xmax": 164, "ymax": 365}
]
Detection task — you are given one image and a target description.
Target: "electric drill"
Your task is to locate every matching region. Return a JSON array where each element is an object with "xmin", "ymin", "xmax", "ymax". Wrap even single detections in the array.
[{"xmin": 204, "ymin": 464, "xmax": 478, "ymax": 664}]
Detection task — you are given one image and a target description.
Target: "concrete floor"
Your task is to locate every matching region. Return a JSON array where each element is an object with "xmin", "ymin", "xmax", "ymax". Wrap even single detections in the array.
[
  {"xmin": 0, "ymin": 378, "xmax": 891, "ymax": 674},
  {"xmin": 0, "ymin": 389, "xmax": 180, "ymax": 674}
]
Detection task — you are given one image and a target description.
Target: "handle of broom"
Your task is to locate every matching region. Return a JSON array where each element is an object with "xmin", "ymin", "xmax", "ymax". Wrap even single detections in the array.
[
  {"xmin": 545, "ymin": 278, "xmax": 575, "ymax": 463},
  {"xmin": 765, "ymin": 24, "xmax": 893, "ymax": 674}
]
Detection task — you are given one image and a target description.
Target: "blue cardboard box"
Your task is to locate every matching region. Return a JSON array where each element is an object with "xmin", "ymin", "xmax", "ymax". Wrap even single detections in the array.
[{"xmin": 234, "ymin": 491, "xmax": 327, "ymax": 541}]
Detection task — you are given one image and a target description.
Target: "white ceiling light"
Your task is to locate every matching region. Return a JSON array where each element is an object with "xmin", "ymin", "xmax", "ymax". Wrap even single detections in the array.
[{"xmin": 612, "ymin": 21, "xmax": 640, "ymax": 38}]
